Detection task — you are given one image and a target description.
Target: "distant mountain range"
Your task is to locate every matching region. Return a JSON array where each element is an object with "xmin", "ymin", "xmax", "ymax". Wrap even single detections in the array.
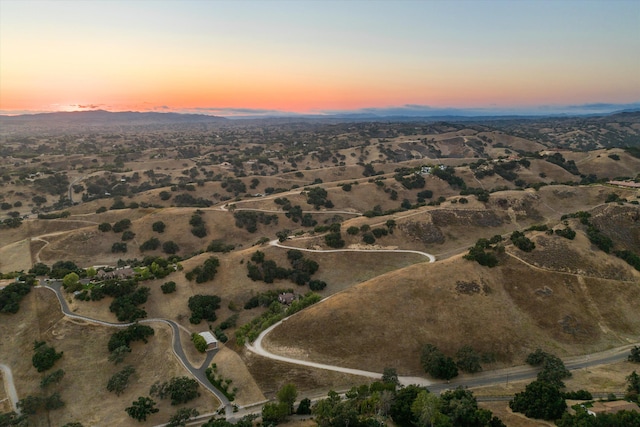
[
  {"xmin": 1, "ymin": 105, "xmax": 640, "ymax": 126},
  {"xmin": 0, "ymin": 110, "xmax": 227, "ymax": 126}
]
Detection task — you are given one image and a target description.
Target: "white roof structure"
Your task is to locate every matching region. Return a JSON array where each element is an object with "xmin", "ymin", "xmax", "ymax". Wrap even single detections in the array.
[{"xmin": 198, "ymin": 331, "xmax": 218, "ymax": 348}]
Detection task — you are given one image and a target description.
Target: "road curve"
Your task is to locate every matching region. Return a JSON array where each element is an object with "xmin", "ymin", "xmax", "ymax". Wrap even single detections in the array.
[
  {"xmin": 269, "ymin": 239, "xmax": 436, "ymax": 263},
  {"xmin": 0, "ymin": 364, "xmax": 19, "ymax": 414},
  {"xmin": 38, "ymin": 282, "xmax": 233, "ymax": 416},
  {"xmin": 246, "ymin": 320, "xmax": 411, "ymax": 383},
  {"xmin": 247, "ymin": 312, "xmax": 639, "ymax": 394}
]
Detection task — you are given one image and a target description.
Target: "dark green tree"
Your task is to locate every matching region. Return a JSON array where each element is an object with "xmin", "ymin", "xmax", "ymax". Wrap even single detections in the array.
[
  {"xmin": 150, "ymin": 376, "xmax": 200, "ymax": 405},
  {"xmin": 125, "ymin": 396, "xmax": 159, "ymax": 422},
  {"xmin": 161, "ymin": 281, "xmax": 177, "ymax": 294},
  {"xmin": 162, "ymin": 240, "xmax": 180, "ymax": 254},
  {"xmin": 277, "ymin": 383, "xmax": 298, "ymax": 415},
  {"xmin": 40, "ymin": 369, "xmax": 65, "ymax": 388},
  {"xmin": 107, "ymin": 365, "xmax": 136, "ymax": 396},
  {"xmin": 626, "ymin": 370, "xmax": 640, "ymax": 402},
  {"xmin": 32, "ymin": 341, "xmax": 63, "ymax": 372},
  {"xmin": 421, "ymin": 344, "xmax": 459, "ymax": 380},
  {"xmin": 167, "ymin": 407, "xmax": 199, "ymax": 427},
  {"xmin": 456, "ymin": 345, "xmax": 482, "ymax": 373},
  {"xmin": 509, "ymin": 380, "xmax": 566, "ymax": 420}
]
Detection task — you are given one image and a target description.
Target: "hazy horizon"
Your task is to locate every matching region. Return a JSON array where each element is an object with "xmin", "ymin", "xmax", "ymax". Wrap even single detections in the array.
[{"xmin": 1, "ymin": 0, "xmax": 639, "ymax": 117}]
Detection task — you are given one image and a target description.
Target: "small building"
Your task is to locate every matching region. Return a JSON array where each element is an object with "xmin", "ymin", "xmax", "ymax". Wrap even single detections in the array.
[
  {"xmin": 198, "ymin": 331, "xmax": 218, "ymax": 351},
  {"xmin": 96, "ymin": 267, "xmax": 134, "ymax": 280},
  {"xmin": 278, "ymin": 292, "xmax": 296, "ymax": 305},
  {"xmin": 587, "ymin": 400, "xmax": 639, "ymax": 416}
]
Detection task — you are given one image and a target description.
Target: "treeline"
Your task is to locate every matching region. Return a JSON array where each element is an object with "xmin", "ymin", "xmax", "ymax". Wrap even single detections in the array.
[
  {"xmin": 246, "ymin": 249, "xmax": 326, "ymax": 290},
  {"xmin": 235, "ymin": 292, "xmax": 321, "ymax": 345}
]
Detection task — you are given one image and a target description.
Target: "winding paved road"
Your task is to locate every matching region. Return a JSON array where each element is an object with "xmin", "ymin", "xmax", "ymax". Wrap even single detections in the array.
[
  {"xmin": 247, "ymin": 313, "xmax": 639, "ymax": 394},
  {"xmin": 269, "ymin": 238, "xmax": 437, "ymax": 263},
  {"xmin": 38, "ymin": 282, "xmax": 233, "ymax": 417}
]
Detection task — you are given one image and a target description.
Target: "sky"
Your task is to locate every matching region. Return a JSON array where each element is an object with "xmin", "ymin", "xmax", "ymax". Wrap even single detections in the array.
[{"xmin": 1, "ymin": 0, "xmax": 639, "ymax": 117}]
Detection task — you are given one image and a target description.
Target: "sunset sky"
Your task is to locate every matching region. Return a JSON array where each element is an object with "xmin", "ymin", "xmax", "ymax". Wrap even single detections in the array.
[{"xmin": 1, "ymin": 0, "xmax": 639, "ymax": 116}]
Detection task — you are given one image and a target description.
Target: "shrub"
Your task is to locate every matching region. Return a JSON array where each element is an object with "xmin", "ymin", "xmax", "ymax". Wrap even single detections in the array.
[
  {"xmin": 554, "ymin": 227, "xmax": 576, "ymax": 240},
  {"xmin": 107, "ymin": 366, "xmax": 136, "ymax": 396},
  {"xmin": 162, "ymin": 241, "xmax": 179, "ymax": 254},
  {"xmin": 112, "ymin": 219, "xmax": 132, "ymax": 233},
  {"xmin": 309, "ymin": 280, "xmax": 327, "ymax": 291},
  {"xmin": 152, "ymin": 221, "xmax": 166, "ymax": 233},
  {"xmin": 161, "ymin": 281, "xmax": 176, "ymax": 294},
  {"xmin": 121, "ymin": 230, "xmax": 136, "ymax": 241},
  {"xmin": 140, "ymin": 237, "xmax": 160, "ymax": 252},
  {"xmin": 324, "ymin": 232, "xmax": 345, "ymax": 248},
  {"xmin": 111, "ymin": 242, "xmax": 127, "ymax": 253},
  {"xmin": 509, "ymin": 380, "xmax": 566, "ymax": 420},
  {"xmin": 98, "ymin": 222, "xmax": 112, "ymax": 232},
  {"xmin": 188, "ymin": 294, "xmax": 221, "ymax": 324},
  {"xmin": 32, "ymin": 341, "xmax": 63, "ymax": 372},
  {"xmin": 420, "ymin": 344, "xmax": 458, "ymax": 380},
  {"xmin": 0, "ymin": 281, "xmax": 32, "ymax": 314},
  {"xmin": 185, "ymin": 257, "xmax": 219, "ymax": 283},
  {"xmin": 362, "ymin": 233, "xmax": 376, "ymax": 244},
  {"xmin": 510, "ymin": 231, "xmax": 535, "ymax": 252},
  {"xmin": 346, "ymin": 226, "xmax": 359, "ymax": 235},
  {"xmin": 192, "ymin": 333, "xmax": 207, "ymax": 353},
  {"xmin": 150, "ymin": 377, "xmax": 200, "ymax": 405}
]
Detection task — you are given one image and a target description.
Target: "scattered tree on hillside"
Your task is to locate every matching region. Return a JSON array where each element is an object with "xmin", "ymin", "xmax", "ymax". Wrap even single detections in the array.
[
  {"xmin": 125, "ymin": 396, "xmax": 159, "ymax": 422},
  {"xmin": 629, "ymin": 346, "xmax": 640, "ymax": 363},
  {"xmin": 32, "ymin": 341, "xmax": 63, "ymax": 373},
  {"xmin": 111, "ymin": 242, "xmax": 127, "ymax": 253},
  {"xmin": 510, "ymin": 231, "xmax": 535, "ymax": 252},
  {"xmin": 187, "ymin": 294, "xmax": 221, "ymax": 324},
  {"xmin": 167, "ymin": 408, "xmax": 200, "ymax": 427},
  {"xmin": 98, "ymin": 222, "xmax": 112, "ymax": 232},
  {"xmin": 420, "ymin": 344, "xmax": 458, "ymax": 380},
  {"xmin": 0, "ymin": 281, "xmax": 32, "ymax": 314},
  {"xmin": 150, "ymin": 376, "xmax": 200, "ymax": 405},
  {"xmin": 162, "ymin": 240, "xmax": 179, "ymax": 254},
  {"xmin": 140, "ymin": 237, "xmax": 160, "ymax": 251},
  {"xmin": 185, "ymin": 256, "xmax": 219, "ymax": 283},
  {"xmin": 107, "ymin": 366, "xmax": 136, "ymax": 396},
  {"xmin": 40, "ymin": 369, "xmax": 65, "ymax": 388},
  {"xmin": 152, "ymin": 221, "xmax": 166, "ymax": 233},
  {"xmin": 112, "ymin": 219, "xmax": 132, "ymax": 233},
  {"xmin": 161, "ymin": 281, "xmax": 176, "ymax": 294},
  {"xmin": 456, "ymin": 345, "xmax": 483, "ymax": 373}
]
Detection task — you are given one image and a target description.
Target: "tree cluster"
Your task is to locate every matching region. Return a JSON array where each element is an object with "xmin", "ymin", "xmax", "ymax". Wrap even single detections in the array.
[
  {"xmin": 185, "ymin": 256, "xmax": 220, "ymax": 283},
  {"xmin": 187, "ymin": 294, "xmax": 221, "ymax": 324},
  {"xmin": 510, "ymin": 231, "xmax": 535, "ymax": 252},
  {"xmin": 108, "ymin": 324, "xmax": 155, "ymax": 353},
  {"xmin": 189, "ymin": 210, "xmax": 207, "ymax": 238},
  {"xmin": 246, "ymin": 249, "xmax": 324, "ymax": 288},
  {"xmin": 463, "ymin": 235, "xmax": 503, "ymax": 267},
  {"xmin": 0, "ymin": 281, "xmax": 31, "ymax": 314},
  {"xmin": 32, "ymin": 341, "xmax": 63, "ymax": 373},
  {"xmin": 233, "ymin": 210, "xmax": 278, "ymax": 233},
  {"xmin": 150, "ymin": 376, "xmax": 200, "ymax": 405},
  {"xmin": 420, "ymin": 344, "xmax": 459, "ymax": 380}
]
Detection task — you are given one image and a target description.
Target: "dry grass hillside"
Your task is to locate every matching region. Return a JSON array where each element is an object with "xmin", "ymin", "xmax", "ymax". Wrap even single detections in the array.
[
  {"xmin": 0, "ymin": 289, "xmax": 218, "ymax": 426},
  {"xmin": 264, "ymin": 250, "xmax": 640, "ymax": 374}
]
